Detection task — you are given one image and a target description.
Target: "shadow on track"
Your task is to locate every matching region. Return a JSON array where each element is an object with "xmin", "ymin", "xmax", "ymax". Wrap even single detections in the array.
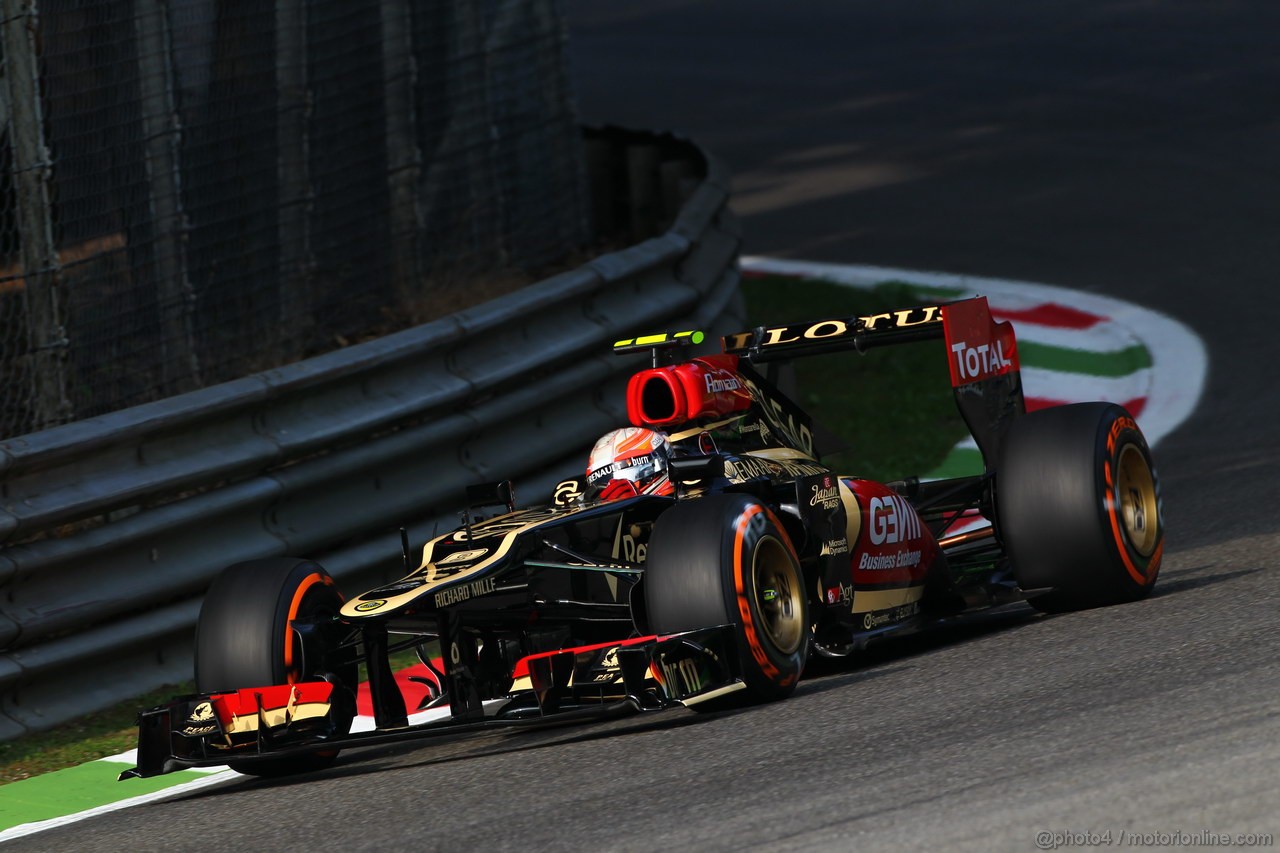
[
  {"xmin": 163, "ymin": 606, "xmax": 1047, "ymax": 803},
  {"xmin": 158, "ymin": 580, "xmax": 1235, "ymax": 804},
  {"xmin": 167, "ymin": 666, "xmax": 913, "ymax": 799},
  {"xmin": 802, "ymin": 604, "xmax": 1039, "ymax": 684},
  {"xmin": 1147, "ymin": 565, "xmax": 1262, "ymax": 598}
]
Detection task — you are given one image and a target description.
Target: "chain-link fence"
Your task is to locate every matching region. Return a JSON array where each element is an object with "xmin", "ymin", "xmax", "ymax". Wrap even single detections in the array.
[{"xmin": 0, "ymin": 0, "xmax": 588, "ymax": 439}]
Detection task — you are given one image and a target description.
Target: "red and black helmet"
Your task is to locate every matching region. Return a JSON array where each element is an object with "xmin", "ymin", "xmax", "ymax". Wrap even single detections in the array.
[{"xmin": 585, "ymin": 427, "xmax": 674, "ymax": 501}]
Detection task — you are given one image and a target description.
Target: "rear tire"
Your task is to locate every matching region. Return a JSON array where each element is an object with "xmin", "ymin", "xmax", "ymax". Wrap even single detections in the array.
[
  {"xmin": 196, "ymin": 558, "xmax": 356, "ymax": 776},
  {"xmin": 644, "ymin": 494, "xmax": 809, "ymax": 707},
  {"xmin": 996, "ymin": 403, "xmax": 1163, "ymax": 612}
]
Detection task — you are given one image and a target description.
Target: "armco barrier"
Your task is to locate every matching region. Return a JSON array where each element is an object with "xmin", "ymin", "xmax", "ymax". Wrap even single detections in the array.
[{"xmin": 0, "ymin": 128, "xmax": 745, "ymax": 739}]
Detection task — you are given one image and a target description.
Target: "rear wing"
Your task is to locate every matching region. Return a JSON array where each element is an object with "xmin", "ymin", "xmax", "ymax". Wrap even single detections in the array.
[
  {"xmin": 721, "ymin": 297, "xmax": 1026, "ymax": 471},
  {"xmin": 722, "ymin": 305, "xmax": 945, "ymax": 361}
]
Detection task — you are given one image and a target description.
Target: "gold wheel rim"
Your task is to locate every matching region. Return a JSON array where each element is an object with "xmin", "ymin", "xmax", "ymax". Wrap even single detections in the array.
[
  {"xmin": 1116, "ymin": 444, "xmax": 1159, "ymax": 557},
  {"xmin": 753, "ymin": 536, "xmax": 804, "ymax": 655}
]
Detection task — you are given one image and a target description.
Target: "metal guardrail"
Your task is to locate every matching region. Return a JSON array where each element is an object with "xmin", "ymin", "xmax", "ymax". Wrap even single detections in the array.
[{"xmin": 0, "ymin": 128, "xmax": 745, "ymax": 739}]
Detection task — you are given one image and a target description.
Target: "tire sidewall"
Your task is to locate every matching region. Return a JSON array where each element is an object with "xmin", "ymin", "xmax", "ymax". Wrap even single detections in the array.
[
  {"xmin": 196, "ymin": 558, "xmax": 351, "ymax": 693},
  {"xmin": 1097, "ymin": 413, "xmax": 1163, "ymax": 593},
  {"xmin": 645, "ymin": 493, "xmax": 809, "ymax": 702},
  {"xmin": 997, "ymin": 403, "xmax": 1163, "ymax": 610},
  {"xmin": 195, "ymin": 558, "xmax": 354, "ymax": 776},
  {"xmin": 720, "ymin": 500, "xmax": 808, "ymax": 697}
]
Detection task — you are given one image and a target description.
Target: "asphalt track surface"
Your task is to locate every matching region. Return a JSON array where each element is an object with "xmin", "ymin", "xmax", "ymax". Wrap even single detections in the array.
[{"xmin": 16, "ymin": 3, "xmax": 1278, "ymax": 850}]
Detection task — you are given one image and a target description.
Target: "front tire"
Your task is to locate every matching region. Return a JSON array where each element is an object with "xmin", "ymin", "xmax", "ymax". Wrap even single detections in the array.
[
  {"xmin": 996, "ymin": 403, "xmax": 1163, "ymax": 612},
  {"xmin": 196, "ymin": 558, "xmax": 356, "ymax": 776},
  {"xmin": 644, "ymin": 494, "xmax": 809, "ymax": 707}
]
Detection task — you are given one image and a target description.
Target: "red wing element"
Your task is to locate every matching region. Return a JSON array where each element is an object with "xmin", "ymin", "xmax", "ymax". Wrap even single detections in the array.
[
  {"xmin": 941, "ymin": 297, "xmax": 1027, "ymax": 469},
  {"xmin": 209, "ymin": 682, "xmax": 337, "ymax": 734},
  {"xmin": 942, "ymin": 296, "xmax": 1020, "ymax": 388}
]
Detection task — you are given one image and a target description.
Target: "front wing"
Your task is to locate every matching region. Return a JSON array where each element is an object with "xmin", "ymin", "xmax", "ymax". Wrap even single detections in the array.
[{"xmin": 121, "ymin": 627, "xmax": 741, "ymax": 780}]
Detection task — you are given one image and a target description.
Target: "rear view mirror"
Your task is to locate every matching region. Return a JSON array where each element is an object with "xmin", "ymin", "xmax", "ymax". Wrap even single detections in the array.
[{"xmin": 466, "ymin": 480, "xmax": 516, "ymax": 514}]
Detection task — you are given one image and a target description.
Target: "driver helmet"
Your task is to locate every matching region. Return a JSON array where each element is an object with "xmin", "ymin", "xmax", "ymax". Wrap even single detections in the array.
[{"xmin": 586, "ymin": 427, "xmax": 674, "ymax": 501}]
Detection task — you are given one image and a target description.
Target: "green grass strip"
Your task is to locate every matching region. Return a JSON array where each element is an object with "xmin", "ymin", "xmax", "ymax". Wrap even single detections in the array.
[
  {"xmin": 875, "ymin": 280, "xmax": 966, "ymax": 300},
  {"xmin": 741, "ymin": 277, "xmax": 968, "ymax": 483},
  {"xmin": 0, "ymin": 761, "xmax": 212, "ymax": 830},
  {"xmin": 1018, "ymin": 340, "xmax": 1151, "ymax": 377},
  {"xmin": 924, "ymin": 445, "xmax": 984, "ymax": 480}
]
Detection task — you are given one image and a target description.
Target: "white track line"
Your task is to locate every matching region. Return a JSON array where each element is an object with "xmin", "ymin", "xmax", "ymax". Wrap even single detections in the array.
[
  {"xmin": 1019, "ymin": 366, "xmax": 1153, "ymax": 404},
  {"xmin": 0, "ymin": 770, "xmax": 239, "ymax": 843},
  {"xmin": 1000, "ymin": 320, "xmax": 1141, "ymax": 354},
  {"xmin": 0, "ymin": 702, "xmax": 489, "ymax": 842},
  {"xmin": 741, "ymin": 257, "xmax": 1207, "ymax": 447}
]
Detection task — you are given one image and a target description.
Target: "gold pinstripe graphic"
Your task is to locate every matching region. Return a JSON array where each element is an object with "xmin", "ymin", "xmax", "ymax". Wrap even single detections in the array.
[
  {"xmin": 839, "ymin": 480, "xmax": 862, "ymax": 545},
  {"xmin": 851, "ymin": 585, "xmax": 924, "ymax": 614},
  {"xmin": 222, "ymin": 702, "xmax": 333, "ymax": 735},
  {"xmin": 340, "ymin": 506, "xmax": 589, "ymax": 618}
]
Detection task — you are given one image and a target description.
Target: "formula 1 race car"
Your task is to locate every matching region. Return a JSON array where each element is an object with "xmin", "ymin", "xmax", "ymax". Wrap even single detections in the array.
[{"xmin": 122, "ymin": 296, "xmax": 1163, "ymax": 780}]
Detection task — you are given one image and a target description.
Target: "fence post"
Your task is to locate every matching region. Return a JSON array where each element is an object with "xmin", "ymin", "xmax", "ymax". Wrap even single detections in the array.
[
  {"xmin": 380, "ymin": 0, "xmax": 424, "ymax": 305},
  {"xmin": 132, "ymin": 0, "xmax": 201, "ymax": 393},
  {"xmin": 1, "ymin": 0, "xmax": 71, "ymax": 431},
  {"xmin": 276, "ymin": 0, "xmax": 313, "ymax": 345}
]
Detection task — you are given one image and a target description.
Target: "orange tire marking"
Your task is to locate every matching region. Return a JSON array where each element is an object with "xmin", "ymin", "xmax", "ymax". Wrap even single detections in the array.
[
  {"xmin": 732, "ymin": 505, "xmax": 800, "ymax": 686},
  {"xmin": 283, "ymin": 572, "xmax": 335, "ymax": 682},
  {"xmin": 1105, "ymin": 426, "xmax": 1160, "ymax": 587},
  {"xmin": 732, "ymin": 506, "xmax": 777, "ymax": 680},
  {"xmin": 1107, "ymin": 500, "xmax": 1161, "ymax": 586}
]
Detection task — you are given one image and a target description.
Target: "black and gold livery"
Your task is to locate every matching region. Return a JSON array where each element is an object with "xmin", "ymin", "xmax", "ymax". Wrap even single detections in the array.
[{"xmin": 123, "ymin": 297, "xmax": 1164, "ymax": 780}]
